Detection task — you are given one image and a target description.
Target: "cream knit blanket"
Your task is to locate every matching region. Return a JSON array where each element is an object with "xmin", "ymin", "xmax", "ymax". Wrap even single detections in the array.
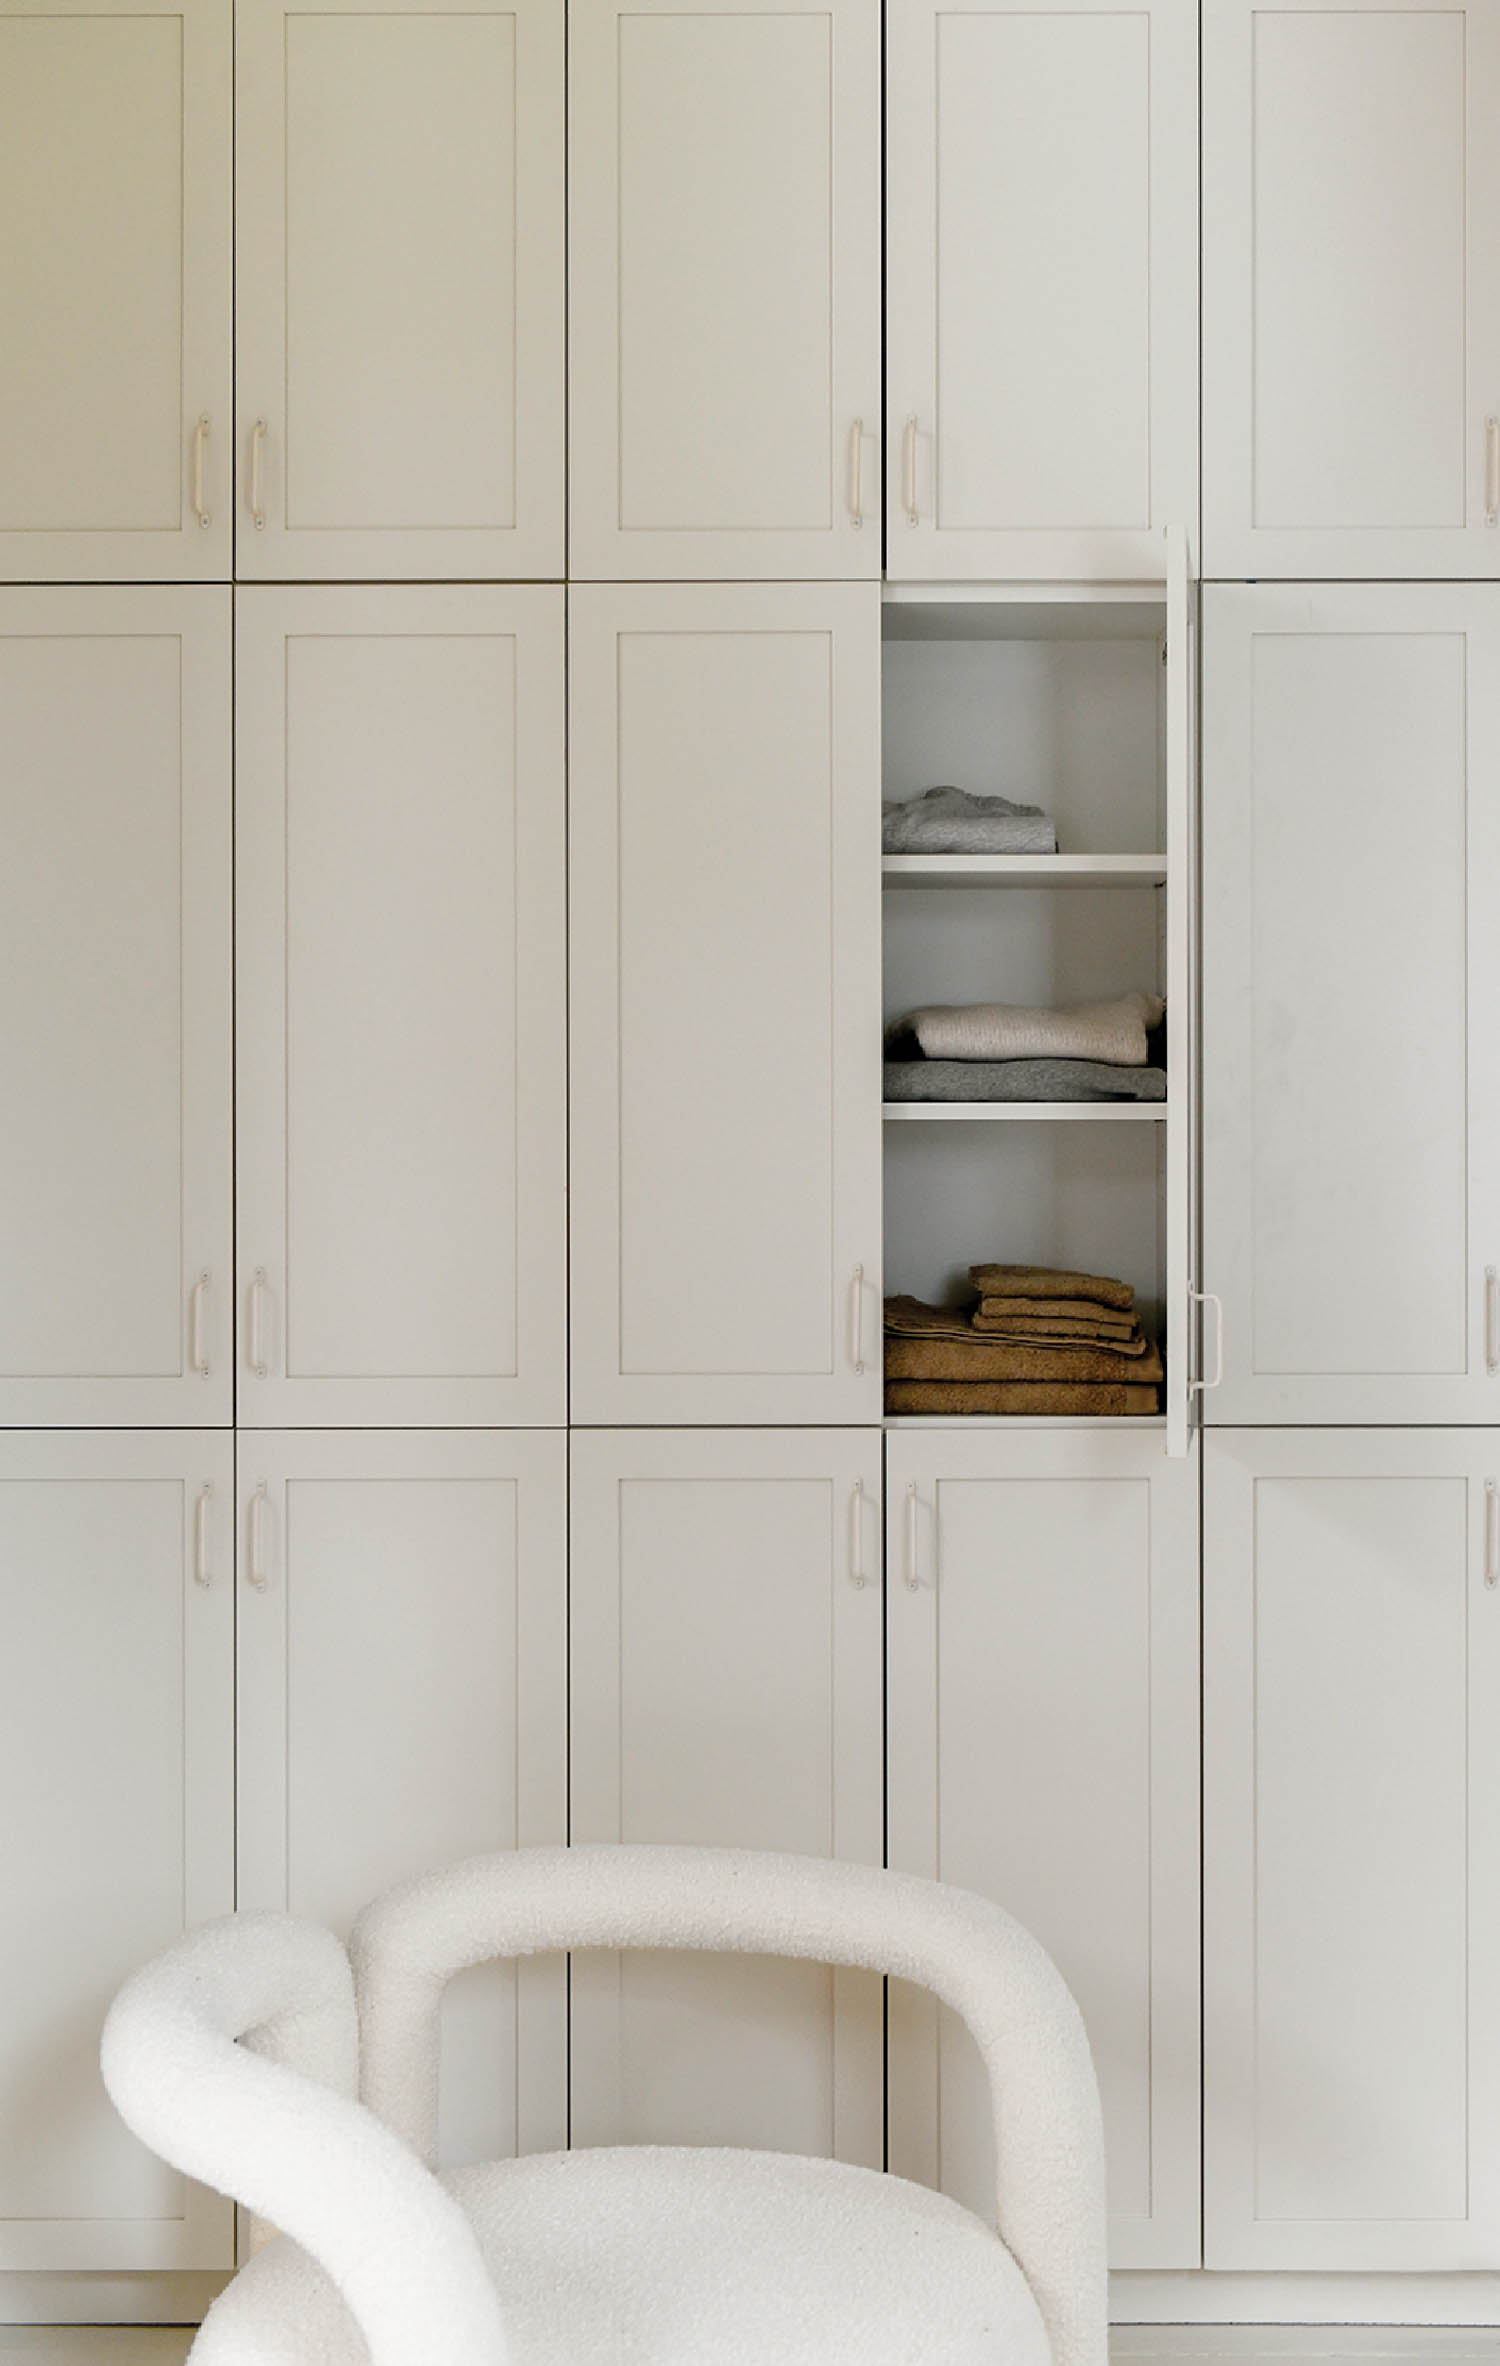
[{"xmin": 904, "ymin": 991, "xmax": 1164, "ymax": 1067}]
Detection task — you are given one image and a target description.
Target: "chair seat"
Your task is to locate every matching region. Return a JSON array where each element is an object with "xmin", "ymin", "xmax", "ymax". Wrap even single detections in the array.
[{"xmin": 196, "ymin": 2145, "xmax": 1055, "ymax": 2366}]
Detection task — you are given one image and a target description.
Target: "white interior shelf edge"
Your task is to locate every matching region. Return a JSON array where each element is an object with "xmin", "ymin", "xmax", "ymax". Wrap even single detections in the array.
[
  {"xmin": 883, "ymin": 1101, "xmax": 1168, "ymax": 1122},
  {"xmin": 882, "ymin": 853, "xmax": 1168, "ymax": 890}
]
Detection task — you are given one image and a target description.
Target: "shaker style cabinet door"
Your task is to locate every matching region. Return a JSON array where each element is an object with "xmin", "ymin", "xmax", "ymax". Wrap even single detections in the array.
[
  {"xmin": 1202, "ymin": 585, "xmax": 1500, "ymax": 1424},
  {"xmin": 236, "ymin": 587, "xmax": 567, "ymax": 1428},
  {"xmin": 568, "ymin": 584, "xmax": 883, "ymax": 1425},
  {"xmin": 885, "ymin": 0, "xmax": 1196, "ymax": 580},
  {"xmin": 0, "ymin": 1433, "xmax": 234, "ymax": 2272},
  {"xmin": 1203, "ymin": 0, "xmax": 1500, "ymax": 577},
  {"xmin": 236, "ymin": 1431, "xmax": 568, "ymax": 2168},
  {"xmin": 0, "ymin": 0, "xmax": 232, "ymax": 580},
  {"xmin": 1204, "ymin": 1430, "xmax": 1500, "ymax": 2269},
  {"xmin": 236, "ymin": 0, "xmax": 563, "ymax": 578},
  {"xmin": 0, "ymin": 589, "xmax": 232, "ymax": 1428},
  {"xmin": 886, "ymin": 1430, "xmax": 1201, "ymax": 2269},
  {"xmin": 568, "ymin": 0, "xmax": 880, "ymax": 578},
  {"xmin": 569, "ymin": 1428, "xmax": 884, "ymax": 2162}
]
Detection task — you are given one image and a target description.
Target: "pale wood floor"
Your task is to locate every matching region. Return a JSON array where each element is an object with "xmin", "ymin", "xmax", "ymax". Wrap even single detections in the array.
[{"xmin": 5, "ymin": 2332, "xmax": 1500, "ymax": 2364}]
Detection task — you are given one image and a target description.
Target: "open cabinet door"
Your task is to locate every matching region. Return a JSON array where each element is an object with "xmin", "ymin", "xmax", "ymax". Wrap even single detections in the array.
[{"xmin": 1165, "ymin": 524, "xmax": 1201, "ymax": 1456}]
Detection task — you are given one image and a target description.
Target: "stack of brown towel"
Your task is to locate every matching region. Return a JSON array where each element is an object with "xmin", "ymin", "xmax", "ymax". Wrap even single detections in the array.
[{"xmin": 885, "ymin": 1264, "xmax": 1162, "ymax": 1416}]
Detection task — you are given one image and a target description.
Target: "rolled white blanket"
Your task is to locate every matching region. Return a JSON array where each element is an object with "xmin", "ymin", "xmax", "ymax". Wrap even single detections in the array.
[{"xmin": 899, "ymin": 992, "xmax": 1165, "ymax": 1067}]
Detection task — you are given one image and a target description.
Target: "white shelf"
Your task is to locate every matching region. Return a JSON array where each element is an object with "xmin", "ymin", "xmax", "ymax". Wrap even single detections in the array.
[
  {"xmin": 883, "ymin": 1101, "xmax": 1167, "ymax": 1122},
  {"xmin": 882, "ymin": 852, "xmax": 1167, "ymax": 891}
]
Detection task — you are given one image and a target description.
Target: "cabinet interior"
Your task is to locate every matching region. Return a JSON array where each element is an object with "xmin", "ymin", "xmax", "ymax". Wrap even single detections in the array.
[{"xmin": 881, "ymin": 593, "xmax": 1170, "ymax": 1364}]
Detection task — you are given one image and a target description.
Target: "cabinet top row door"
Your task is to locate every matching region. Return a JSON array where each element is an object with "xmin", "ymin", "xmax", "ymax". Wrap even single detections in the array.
[
  {"xmin": 1203, "ymin": 0, "xmax": 1500, "ymax": 577},
  {"xmin": 885, "ymin": 0, "xmax": 1198, "ymax": 582}
]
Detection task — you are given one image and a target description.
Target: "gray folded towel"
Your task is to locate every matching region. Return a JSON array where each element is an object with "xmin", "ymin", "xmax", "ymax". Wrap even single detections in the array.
[
  {"xmin": 884, "ymin": 1058, "xmax": 1167, "ymax": 1103},
  {"xmin": 882, "ymin": 785, "xmax": 1058, "ymax": 856}
]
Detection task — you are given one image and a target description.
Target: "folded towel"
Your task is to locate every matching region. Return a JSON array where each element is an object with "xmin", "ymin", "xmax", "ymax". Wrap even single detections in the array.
[
  {"xmin": 882, "ymin": 786, "xmax": 1058, "ymax": 856},
  {"xmin": 893, "ymin": 991, "xmax": 1165, "ymax": 1067},
  {"xmin": 887, "ymin": 1335, "xmax": 1164, "ymax": 1386},
  {"xmin": 883, "ymin": 1058, "xmax": 1166, "ymax": 1103},
  {"xmin": 884, "ymin": 1293, "xmax": 1146, "ymax": 1351},
  {"xmin": 885, "ymin": 1379, "xmax": 1161, "ymax": 1417},
  {"xmin": 970, "ymin": 1264, "xmax": 1136, "ymax": 1312},
  {"xmin": 975, "ymin": 1292, "xmax": 1137, "ymax": 1329}
]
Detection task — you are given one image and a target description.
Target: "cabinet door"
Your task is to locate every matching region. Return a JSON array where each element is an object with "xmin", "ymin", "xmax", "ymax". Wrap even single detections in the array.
[
  {"xmin": 0, "ymin": 590, "xmax": 232, "ymax": 1427},
  {"xmin": 1202, "ymin": 585, "xmax": 1500, "ymax": 1425},
  {"xmin": 236, "ymin": 0, "xmax": 563, "ymax": 578},
  {"xmin": 885, "ymin": 0, "xmax": 1196, "ymax": 581},
  {"xmin": 569, "ymin": 584, "xmax": 882, "ymax": 1425},
  {"xmin": 1204, "ymin": 1430, "xmax": 1500, "ymax": 2269},
  {"xmin": 0, "ymin": 1433, "xmax": 234, "ymax": 2271},
  {"xmin": 236, "ymin": 1431, "xmax": 567, "ymax": 2168},
  {"xmin": 0, "ymin": 0, "xmax": 231, "ymax": 580},
  {"xmin": 568, "ymin": 0, "xmax": 879, "ymax": 579},
  {"xmin": 1203, "ymin": 0, "xmax": 1500, "ymax": 577},
  {"xmin": 236, "ymin": 586, "xmax": 567, "ymax": 1428},
  {"xmin": 886, "ymin": 1431, "xmax": 1200, "ymax": 2269},
  {"xmin": 569, "ymin": 1428, "xmax": 883, "ymax": 2162}
]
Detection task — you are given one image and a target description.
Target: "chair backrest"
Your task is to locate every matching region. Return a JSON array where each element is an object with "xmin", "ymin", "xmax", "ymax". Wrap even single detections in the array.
[
  {"xmin": 101, "ymin": 1910, "xmax": 509, "ymax": 2366},
  {"xmin": 352, "ymin": 1843, "xmax": 1108, "ymax": 2366}
]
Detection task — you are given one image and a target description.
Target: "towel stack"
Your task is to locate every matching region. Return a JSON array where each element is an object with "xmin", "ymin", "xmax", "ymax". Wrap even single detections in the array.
[
  {"xmin": 885, "ymin": 1265, "xmax": 1162, "ymax": 1416},
  {"xmin": 882, "ymin": 786, "xmax": 1057, "ymax": 856},
  {"xmin": 884, "ymin": 991, "xmax": 1166, "ymax": 1105}
]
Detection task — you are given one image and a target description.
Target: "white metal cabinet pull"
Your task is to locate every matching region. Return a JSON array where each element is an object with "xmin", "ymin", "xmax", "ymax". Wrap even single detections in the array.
[
  {"xmin": 193, "ymin": 1484, "xmax": 213, "ymax": 1587},
  {"xmin": 1190, "ymin": 1288, "xmax": 1224, "ymax": 1392},
  {"xmin": 904, "ymin": 1480, "xmax": 921, "ymax": 1590},
  {"xmin": 191, "ymin": 416, "xmax": 211, "ymax": 528},
  {"xmin": 847, "ymin": 421, "xmax": 864, "ymax": 528},
  {"xmin": 1487, "ymin": 1266, "xmax": 1499, "ymax": 1374},
  {"xmin": 848, "ymin": 1478, "xmax": 866, "ymax": 1587},
  {"xmin": 248, "ymin": 1481, "xmax": 270, "ymax": 1589},
  {"xmin": 249, "ymin": 1267, "xmax": 270, "ymax": 1378},
  {"xmin": 1486, "ymin": 419, "xmax": 1500, "ymax": 527},
  {"xmin": 848, "ymin": 1264, "xmax": 865, "ymax": 1374},
  {"xmin": 250, "ymin": 419, "xmax": 267, "ymax": 528},
  {"xmin": 1486, "ymin": 1480, "xmax": 1499, "ymax": 1588},
  {"xmin": 902, "ymin": 417, "xmax": 919, "ymax": 526},
  {"xmin": 189, "ymin": 1270, "xmax": 211, "ymax": 1377}
]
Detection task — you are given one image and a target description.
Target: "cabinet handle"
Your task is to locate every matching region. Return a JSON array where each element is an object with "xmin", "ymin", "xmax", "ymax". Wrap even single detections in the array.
[
  {"xmin": 848, "ymin": 1477, "xmax": 866, "ymax": 1587},
  {"xmin": 189, "ymin": 1270, "xmax": 211, "ymax": 1378},
  {"xmin": 250, "ymin": 418, "xmax": 267, "ymax": 529},
  {"xmin": 902, "ymin": 416, "xmax": 919, "ymax": 527},
  {"xmin": 847, "ymin": 1263, "xmax": 865, "ymax": 1375},
  {"xmin": 904, "ymin": 1480, "xmax": 921, "ymax": 1591},
  {"xmin": 847, "ymin": 420, "xmax": 864, "ymax": 528},
  {"xmin": 1486, "ymin": 418, "xmax": 1500, "ymax": 527},
  {"xmin": 1487, "ymin": 1480, "xmax": 1499, "ymax": 1589},
  {"xmin": 248, "ymin": 1481, "xmax": 270, "ymax": 1590},
  {"xmin": 193, "ymin": 1484, "xmax": 213, "ymax": 1588},
  {"xmin": 249, "ymin": 1267, "xmax": 270, "ymax": 1379},
  {"xmin": 1488, "ymin": 1266, "xmax": 1499, "ymax": 1374},
  {"xmin": 191, "ymin": 415, "xmax": 211, "ymax": 529},
  {"xmin": 1190, "ymin": 1287, "xmax": 1224, "ymax": 1392}
]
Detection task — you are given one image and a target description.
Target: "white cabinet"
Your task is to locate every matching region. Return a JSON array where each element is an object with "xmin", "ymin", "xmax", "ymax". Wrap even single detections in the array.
[
  {"xmin": 1202, "ymin": 584, "xmax": 1500, "ymax": 1425},
  {"xmin": 1204, "ymin": 1429, "xmax": 1500, "ymax": 2269},
  {"xmin": 885, "ymin": 0, "xmax": 1196, "ymax": 581},
  {"xmin": 569, "ymin": 583, "xmax": 882, "ymax": 1425},
  {"xmin": 0, "ymin": 0, "xmax": 232, "ymax": 581},
  {"xmin": 0, "ymin": 589, "xmax": 232, "ymax": 1428},
  {"xmin": 236, "ymin": 586, "xmax": 567, "ymax": 1428},
  {"xmin": 0, "ymin": 1433, "xmax": 234, "ymax": 2272},
  {"xmin": 568, "ymin": 0, "xmax": 879, "ymax": 579},
  {"xmin": 569, "ymin": 1428, "xmax": 883, "ymax": 2161},
  {"xmin": 1203, "ymin": 0, "xmax": 1500, "ymax": 577},
  {"xmin": 235, "ymin": 0, "xmax": 563, "ymax": 579},
  {"xmin": 886, "ymin": 1430, "xmax": 1200, "ymax": 2269},
  {"xmin": 236, "ymin": 1431, "xmax": 567, "ymax": 2169}
]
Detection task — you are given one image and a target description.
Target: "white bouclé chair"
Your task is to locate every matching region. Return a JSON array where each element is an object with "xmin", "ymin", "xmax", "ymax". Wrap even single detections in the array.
[{"xmin": 102, "ymin": 1845, "xmax": 1108, "ymax": 2366}]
